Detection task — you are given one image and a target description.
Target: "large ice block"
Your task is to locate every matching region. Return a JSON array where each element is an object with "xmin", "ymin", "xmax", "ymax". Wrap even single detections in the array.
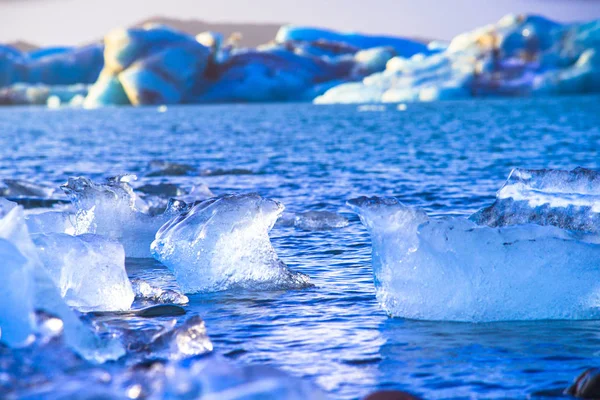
[
  {"xmin": 0, "ymin": 200, "xmax": 124, "ymax": 362},
  {"xmin": 348, "ymin": 188, "xmax": 600, "ymax": 322},
  {"xmin": 151, "ymin": 194, "xmax": 312, "ymax": 293}
]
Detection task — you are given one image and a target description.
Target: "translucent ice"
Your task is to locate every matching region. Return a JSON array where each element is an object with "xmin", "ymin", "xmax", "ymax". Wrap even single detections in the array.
[
  {"xmin": 61, "ymin": 175, "xmax": 167, "ymax": 258},
  {"xmin": 146, "ymin": 316, "xmax": 213, "ymax": 360},
  {"xmin": 33, "ymin": 233, "xmax": 134, "ymax": 311},
  {"xmin": 130, "ymin": 278, "xmax": 189, "ymax": 305},
  {"xmin": 0, "ymin": 179, "xmax": 57, "ymax": 198},
  {"xmin": 151, "ymin": 194, "xmax": 312, "ymax": 293},
  {"xmin": 280, "ymin": 211, "xmax": 349, "ymax": 231},
  {"xmin": 26, "ymin": 210, "xmax": 76, "ymax": 235},
  {"xmin": 0, "ymin": 200, "xmax": 124, "ymax": 362},
  {"xmin": 348, "ymin": 195, "xmax": 600, "ymax": 322},
  {"xmin": 471, "ymin": 167, "xmax": 600, "ymax": 234},
  {"xmin": 0, "ymin": 237, "xmax": 35, "ymax": 347}
]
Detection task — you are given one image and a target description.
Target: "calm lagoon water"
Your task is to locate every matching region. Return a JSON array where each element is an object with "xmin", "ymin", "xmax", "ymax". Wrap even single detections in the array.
[{"xmin": 1, "ymin": 96, "xmax": 600, "ymax": 399}]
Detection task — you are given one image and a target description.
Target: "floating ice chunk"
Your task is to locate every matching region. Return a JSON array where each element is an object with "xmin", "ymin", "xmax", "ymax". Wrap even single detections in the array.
[
  {"xmin": 146, "ymin": 316, "xmax": 212, "ymax": 360},
  {"xmin": 0, "ymin": 238, "xmax": 35, "ymax": 347},
  {"xmin": 471, "ymin": 167, "xmax": 600, "ymax": 234},
  {"xmin": 348, "ymin": 195, "xmax": 600, "ymax": 322},
  {"xmin": 131, "ymin": 278, "xmax": 189, "ymax": 305},
  {"xmin": 14, "ymin": 353, "xmax": 326, "ymax": 399},
  {"xmin": 151, "ymin": 194, "xmax": 312, "ymax": 293},
  {"xmin": 61, "ymin": 175, "xmax": 167, "ymax": 258},
  {"xmin": 0, "ymin": 179, "xmax": 56, "ymax": 198},
  {"xmin": 280, "ymin": 211, "xmax": 349, "ymax": 231},
  {"xmin": 33, "ymin": 233, "xmax": 134, "ymax": 311},
  {"xmin": 0, "ymin": 201, "xmax": 124, "ymax": 362},
  {"xmin": 26, "ymin": 211, "xmax": 75, "ymax": 235}
]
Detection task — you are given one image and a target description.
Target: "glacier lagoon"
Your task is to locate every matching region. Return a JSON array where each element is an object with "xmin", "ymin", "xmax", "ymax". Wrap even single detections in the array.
[{"xmin": 1, "ymin": 96, "xmax": 600, "ymax": 399}]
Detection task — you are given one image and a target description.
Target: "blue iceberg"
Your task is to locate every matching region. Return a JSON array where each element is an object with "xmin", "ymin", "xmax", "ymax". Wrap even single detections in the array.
[{"xmin": 316, "ymin": 14, "xmax": 600, "ymax": 103}]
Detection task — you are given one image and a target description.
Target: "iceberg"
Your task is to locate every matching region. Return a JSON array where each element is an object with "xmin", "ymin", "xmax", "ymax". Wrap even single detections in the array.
[
  {"xmin": 348, "ymin": 168, "xmax": 600, "ymax": 322},
  {"xmin": 316, "ymin": 14, "xmax": 600, "ymax": 103},
  {"xmin": 0, "ymin": 199, "xmax": 125, "ymax": 362},
  {"xmin": 151, "ymin": 193, "xmax": 312, "ymax": 293},
  {"xmin": 276, "ymin": 25, "xmax": 429, "ymax": 57},
  {"xmin": 196, "ymin": 47, "xmax": 343, "ymax": 103},
  {"xmin": 61, "ymin": 175, "xmax": 167, "ymax": 258},
  {"xmin": 0, "ymin": 44, "xmax": 102, "ymax": 90},
  {"xmin": 3, "ymin": 14, "xmax": 599, "ymax": 106},
  {"xmin": 85, "ymin": 24, "xmax": 211, "ymax": 106},
  {"xmin": 33, "ymin": 233, "xmax": 134, "ymax": 311}
]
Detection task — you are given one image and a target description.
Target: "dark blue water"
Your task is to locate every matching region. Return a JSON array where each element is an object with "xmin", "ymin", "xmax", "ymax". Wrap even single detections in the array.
[{"xmin": 1, "ymin": 96, "xmax": 600, "ymax": 399}]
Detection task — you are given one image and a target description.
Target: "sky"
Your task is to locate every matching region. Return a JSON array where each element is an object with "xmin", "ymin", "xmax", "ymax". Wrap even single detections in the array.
[{"xmin": 0, "ymin": 0, "xmax": 599, "ymax": 46}]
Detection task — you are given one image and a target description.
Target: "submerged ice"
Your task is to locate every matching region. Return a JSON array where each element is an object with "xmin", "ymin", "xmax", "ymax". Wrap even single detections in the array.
[
  {"xmin": 151, "ymin": 193, "xmax": 312, "ymax": 293},
  {"xmin": 349, "ymin": 167, "xmax": 600, "ymax": 322}
]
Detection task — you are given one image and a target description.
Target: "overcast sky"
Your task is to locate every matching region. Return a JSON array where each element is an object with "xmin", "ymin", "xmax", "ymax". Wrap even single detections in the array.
[{"xmin": 0, "ymin": 0, "xmax": 599, "ymax": 46}]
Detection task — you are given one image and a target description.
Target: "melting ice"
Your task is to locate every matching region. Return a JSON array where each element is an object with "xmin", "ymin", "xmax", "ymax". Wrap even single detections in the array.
[
  {"xmin": 349, "ymin": 167, "xmax": 600, "ymax": 322},
  {"xmin": 151, "ymin": 193, "xmax": 312, "ymax": 293},
  {"xmin": 0, "ymin": 199, "xmax": 125, "ymax": 362},
  {"xmin": 61, "ymin": 175, "xmax": 167, "ymax": 258}
]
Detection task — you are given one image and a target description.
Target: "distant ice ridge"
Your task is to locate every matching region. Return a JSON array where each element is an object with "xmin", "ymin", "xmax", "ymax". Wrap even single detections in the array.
[
  {"xmin": 0, "ymin": 44, "xmax": 103, "ymax": 89},
  {"xmin": 13, "ymin": 23, "xmax": 424, "ymax": 106},
  {"xmin": 151, "ymin": 194, "xmax": 312, "ymax": 293},
  {"xmin": 316, "ymin": 14, "xmax": 600, "ymax": 103},
  {"xmin": 348, "ymin": 167, "xmax": 600, "ymax": 322},
  {"xmin": 61, "ymin": 175, "xmax": 167, "ymax": 258},
  {"xmin": 0, "ymin": 199, "xmax": 125, "ymax": 362}
]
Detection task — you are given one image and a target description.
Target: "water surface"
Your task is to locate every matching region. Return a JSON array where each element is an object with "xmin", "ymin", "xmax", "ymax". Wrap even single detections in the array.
[{"xmin": 2, "ymin": 96, "xmax": 600, "ymax": 399}]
